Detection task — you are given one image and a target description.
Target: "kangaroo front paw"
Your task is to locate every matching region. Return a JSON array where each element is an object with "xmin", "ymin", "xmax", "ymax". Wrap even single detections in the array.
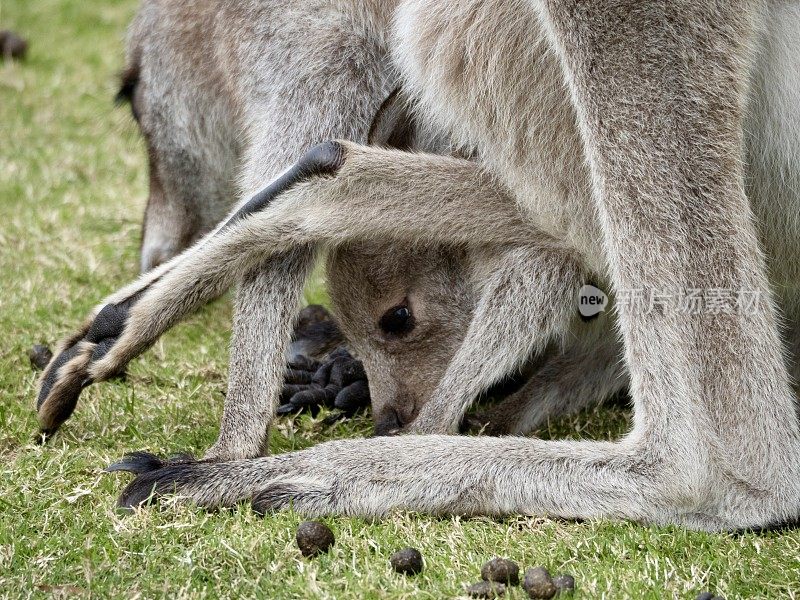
[{"xmin": 278, "ymin": 347, "xmax": 370, "ymax": 417}]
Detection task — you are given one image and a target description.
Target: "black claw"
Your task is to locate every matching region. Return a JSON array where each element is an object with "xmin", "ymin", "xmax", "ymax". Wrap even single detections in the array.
[
  {"xmin": 36, "ymin": 353, "xmax": 88, "ymax": 433},
  {"xmin": 105, "ymin": 451, "xmax": 165, "ymax": 474},
  {"xmin": 110, "ymin": 452, "xmax": 204, "ymax": 510},
  {"xmin": 117, "ymin": 469, "xmax": 200, "ymax": 510},
  {"xmin": 329, "ymin": 357, "xmax": 366, "ymax": 388},
  {"xmin": 117, "ymin": 477, "xmax": 163, "ymax": 510},
  {"xmin": 292, "ymin": 386, "xmax": 337, "ymax": 408},
  {"xmin": 281, "ymin": 384, "xmax": 311, "ymax": 403},
  {"xmin": 311, "ymin": 359, "xmax": 335, "ymax": 387}
]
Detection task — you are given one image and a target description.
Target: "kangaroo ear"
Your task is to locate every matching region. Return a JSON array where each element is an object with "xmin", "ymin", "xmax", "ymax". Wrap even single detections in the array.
[{"xmin": 368, "ymin": 87, "xmax": 417, "ymax": 150}]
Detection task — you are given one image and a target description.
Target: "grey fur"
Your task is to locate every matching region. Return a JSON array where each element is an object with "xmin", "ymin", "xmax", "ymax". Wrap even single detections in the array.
[
  {"xmin": 39, "ymin": 0, "xmax": 800, "ymax": 530},
  {"xmin": 127, "ymin": 0, "xmax": 397, "ymax": 272},
  {"xmin": 122, "ymin": 0, "xmax": 609, "ymax": 438}
]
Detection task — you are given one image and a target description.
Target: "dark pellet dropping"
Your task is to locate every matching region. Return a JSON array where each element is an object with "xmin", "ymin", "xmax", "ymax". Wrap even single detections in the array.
[
  {"xmin": 295, "ymin": 521, "xmax": 334, "ymax": 557},
  {"xmin": 553, "ymin": 574, "xmax": 575, "ymax": 595},
  {"xmin": 523, "ymin": 567, "xmax": 557, "ymax": 599},
  {"xmin": 481, "ymin": 557, "xmax": 520, "ymax": 585},
  {"xmin": 390, "ymin": 547, "xmax": 423, "ymax": 575},
  {"xmin": 28, "ymin": 344, "xmax": 53, "ymax": 371},
  {"xmin": 467, "ymin": 581, "xmax": 506, "ymax": 598}
]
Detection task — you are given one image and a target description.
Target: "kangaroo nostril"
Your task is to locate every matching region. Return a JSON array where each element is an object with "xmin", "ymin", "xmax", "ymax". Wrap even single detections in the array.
[{"xmin": 373, "ymin": 408, "xmax": 403, "ymax": 436}]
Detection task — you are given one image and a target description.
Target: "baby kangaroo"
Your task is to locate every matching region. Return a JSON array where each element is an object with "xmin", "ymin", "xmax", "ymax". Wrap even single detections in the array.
[
  {"xmin": 38, "ymin": 0, "xmax": 800, "ymax": 531},
  {"xmin": 324, "ymin": 241, "xmax": 625, "ymax": 436}
]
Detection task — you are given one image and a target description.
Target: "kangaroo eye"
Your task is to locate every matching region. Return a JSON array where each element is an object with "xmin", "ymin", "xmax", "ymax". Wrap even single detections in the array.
[{"xmin": 379, "ymin": 304, "xmax": 415, "ymax": 336}]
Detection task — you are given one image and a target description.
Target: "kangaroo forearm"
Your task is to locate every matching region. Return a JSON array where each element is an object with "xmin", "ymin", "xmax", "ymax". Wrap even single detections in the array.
[
  {"xmin": 410, "ymin": 244, "xmax": 587, "ymax": 433},
  {"xmin": 206, "ymin": 248, "xmax": 316, "ymax": 461}
]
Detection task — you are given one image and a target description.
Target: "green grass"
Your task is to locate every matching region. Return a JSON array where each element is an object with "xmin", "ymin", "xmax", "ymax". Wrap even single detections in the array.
[{"xmin": 0, "ymin": 1, "xmax": 798, "ymax": 598}]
